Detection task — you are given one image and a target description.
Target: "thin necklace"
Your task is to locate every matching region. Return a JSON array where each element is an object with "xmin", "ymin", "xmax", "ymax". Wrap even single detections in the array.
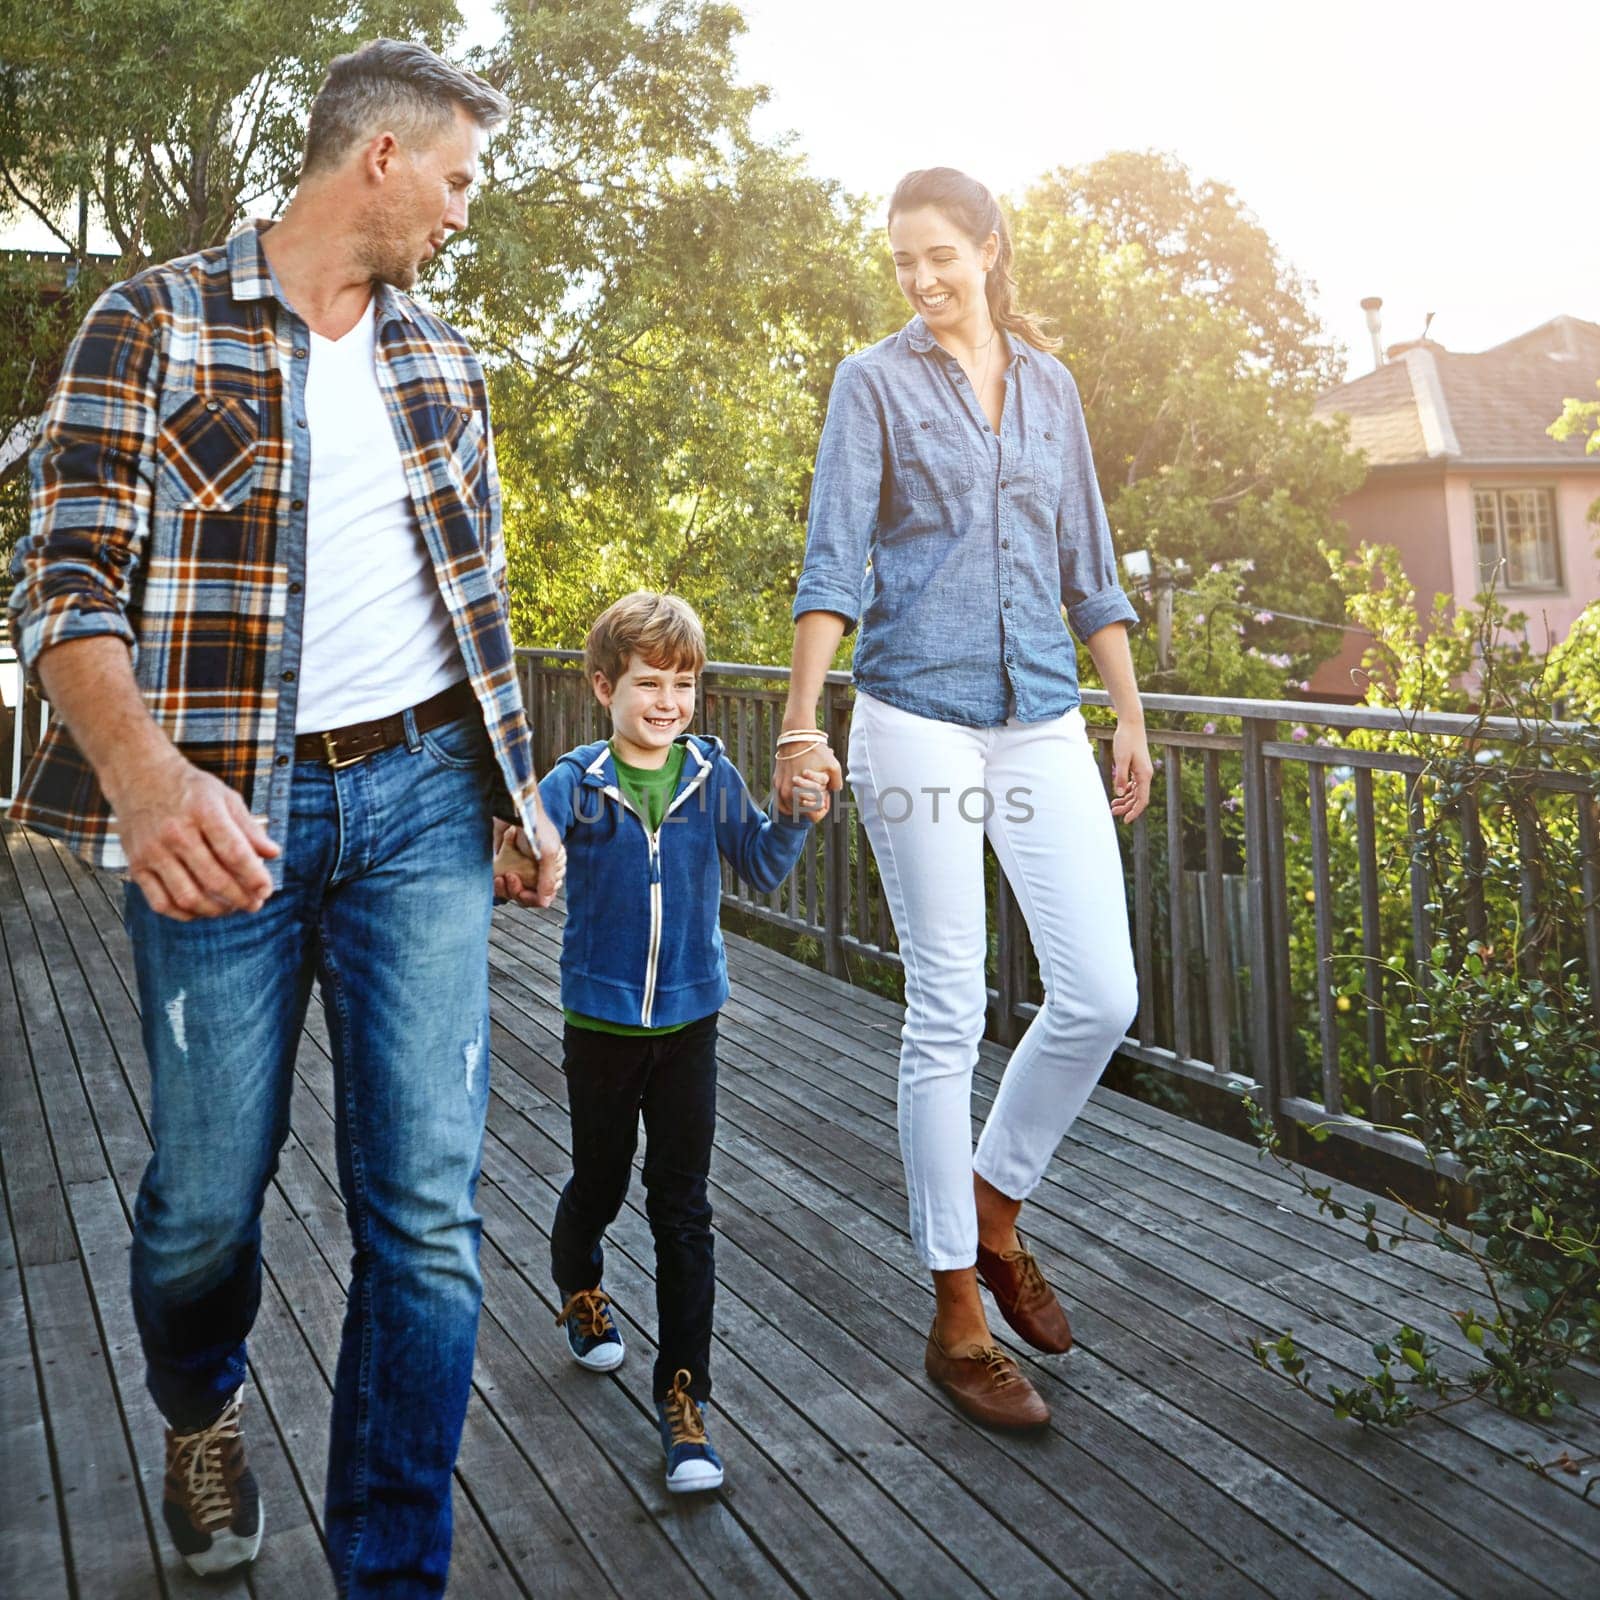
[{"xmin": 966, "ymin": 323, "xmax": 998, "ymax": 401}]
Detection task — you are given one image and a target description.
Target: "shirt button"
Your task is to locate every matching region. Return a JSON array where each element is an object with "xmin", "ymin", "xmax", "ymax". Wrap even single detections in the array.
[
  {"xmin": 275, "ymin": 754, "xmax": 289, "ymax": 767},
  {"xmin": 1003, "ymin": 598, "xmax": 1013, "ymax": 609},
  {"xmin": 920, "ymin": 421, "xmax": 931, "ymax": 430},
  {"xmin": 291, "ymin": 498, "xmax": 305, "ymax": 511},
  {"xmin": 281, "ymin": 669, "xmax": 296, "ymax": 682},
  {"xmin": 295, "ymin": 416, "xmax": 306, "ymax": 428},
  {"xmin": 289, "ymin": 581, "xmax": 303, "ymax": 594},
  {"xmin": 1000, "ymin": 479, "xmax": 1009, "ymax": 488},
  {"xmin": 293, "ymin": 347, "xmax": 307, "ymax": 359},
  {"xmin": 204, "ymin": 400, "xmax": 220, "ymax": 412},
  {"xmin": 1001, "ymin": 539, "xmax": 1010, "ymax": 550}
]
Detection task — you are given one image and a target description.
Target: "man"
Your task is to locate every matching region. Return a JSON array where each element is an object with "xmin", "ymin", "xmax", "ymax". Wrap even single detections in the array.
[{"xmin": 7, "ymin": 39, "xmax": 560, "ymax": 1598}]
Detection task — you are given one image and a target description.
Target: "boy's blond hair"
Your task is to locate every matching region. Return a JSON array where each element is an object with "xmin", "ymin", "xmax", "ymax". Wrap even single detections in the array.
[{"xmin": 584, "ymin": 591, "xmax": 707, "ymax": 690}]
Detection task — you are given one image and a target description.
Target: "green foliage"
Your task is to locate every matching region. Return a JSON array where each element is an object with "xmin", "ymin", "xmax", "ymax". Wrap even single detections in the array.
[
  {"xmin": 0, "ymin": 0, "xmax": 453, "ymax": 260},
  {"xmin": 448, "ymin": 0, "xmax": 889, "ymax": 655},
  {"xmin": 1544, "ymin": 602, "xmax": 1600, "ymax": 724},
  {"xmin": 1549, "ymin": 379, "xmax": 1600, "ymax": 531},
  {"xmin": 1248, "ymin": 559, "xmax": 1600, "ymax": 1436}
]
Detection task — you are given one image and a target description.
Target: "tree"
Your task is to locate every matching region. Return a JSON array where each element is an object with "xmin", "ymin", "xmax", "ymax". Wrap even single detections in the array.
[
  {"xmin": 1012, "ymin": 152, "xmax": 1364, "ymax": 696},
  {"xmin": 446, "ymin": 1, "xmax": 888, "ymax": 659}
]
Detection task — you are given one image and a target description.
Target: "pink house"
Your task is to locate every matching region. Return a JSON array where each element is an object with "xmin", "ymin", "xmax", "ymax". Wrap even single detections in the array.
[{"xmin": 1309, "ymin": 314, "xmax": 1600, "ymax": 701}]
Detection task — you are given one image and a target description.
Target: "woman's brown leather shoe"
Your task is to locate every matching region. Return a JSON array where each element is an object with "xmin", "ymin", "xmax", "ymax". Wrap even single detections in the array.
[
  {"xmin": 975, "ymin": 1239, "xmax": 1074, "ymax": 1354},
  {"xmin": 924, "ymin": 1329, "xmax": 1050, "ymax": 1430}
]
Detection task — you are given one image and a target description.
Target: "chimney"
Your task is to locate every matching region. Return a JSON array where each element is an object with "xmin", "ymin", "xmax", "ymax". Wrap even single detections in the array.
[{"xmin": 1360, "ymin": 297, "xmax": 1385, "ymax": 370}]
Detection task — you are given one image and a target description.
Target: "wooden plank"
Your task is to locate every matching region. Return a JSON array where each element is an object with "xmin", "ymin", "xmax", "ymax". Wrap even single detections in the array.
[
  {"xmin": 482, "ymin": 927, "xmax": 1377, "ymax": 1599},
  {"xmin": 23, "ymin": 835, "xmax": 524, "ymax": 1598},
  {"xmin": 700, "ymin": 953, "xmax": 1600, "ymax": 1465},
  {"xmin": 518, "ymin": 928, "xmax": 1600, "ymax": 1561},
  {"xmin": 288, "ymin": 1012, "xmax": 987, "ymax": 1598},
  {"xmin": 14, "ymin": 830, "xmax": 331, "ymax": 1596},
  {"xmin": 473, "ymin": 987, "xmax": 1207, "ymax": 1599},
  {"xmin": 467, "ymin": 953, "xmax": 1177, "ymax": 1593},
  {"xmin": 1201, "ymin": 754, "xmax": 1239, "ymax": 1068},
  {"xmin": 16, "ymin": 822, "xmax": 1600, "ymax": 1596},
  {"xmin": 1306, "ymin": 764, "xmax": 1340, "ymax": 1112},
  {"xmin": 278, "ymin": 1031, "xmax": 750, "ymax": 1599},
  {"xmin": 0, "ymin": 832, "xmax": 80, "ymax": 1269},
  {"xmin": 693, "ymin": 945, "xmax": 1600, "ymax": 1540},
  {"xmin": 0, "ymin": 1179, "xmax": 71, "ymax": 1596},
  {"xmin": 1165, "ymin": 751, "xmax": 1190, "ymax": 1061}
]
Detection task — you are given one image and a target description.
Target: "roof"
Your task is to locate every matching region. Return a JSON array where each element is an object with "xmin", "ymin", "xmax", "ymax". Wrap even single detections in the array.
[{"xmin": 1314, "ymin": 314, "xmax": 1600, "ymax": 469}]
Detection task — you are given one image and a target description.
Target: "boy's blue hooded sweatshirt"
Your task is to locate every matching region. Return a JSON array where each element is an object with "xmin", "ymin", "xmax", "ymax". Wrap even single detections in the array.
[{"xmin": 538, "ymin": 735, "xmax": 811, "ymax": 1028}]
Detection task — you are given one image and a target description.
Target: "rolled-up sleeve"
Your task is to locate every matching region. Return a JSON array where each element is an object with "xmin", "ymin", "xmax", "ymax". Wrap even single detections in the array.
[
  {"xmin": 792, "ymin": 358, "xmax": 882, "ymax": 634},
  {"xmin": 8, "ymin": 288, "xmax": 157, "ymax": 676},
  {"xmin": 1055, "ymin": 370, "xmax": 1139, "ymax": 643}
]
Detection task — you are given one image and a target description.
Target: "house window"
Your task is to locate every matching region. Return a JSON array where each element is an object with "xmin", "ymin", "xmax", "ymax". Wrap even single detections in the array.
[{"xmin": 1474, "ymin": 487, "xmax": 1562, "ymax": 591}]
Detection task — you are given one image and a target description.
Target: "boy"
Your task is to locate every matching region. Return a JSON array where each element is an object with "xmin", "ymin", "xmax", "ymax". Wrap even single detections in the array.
[{"xmin": 497, "ymin": 592, "xmax": 825, "ymax": 1492}]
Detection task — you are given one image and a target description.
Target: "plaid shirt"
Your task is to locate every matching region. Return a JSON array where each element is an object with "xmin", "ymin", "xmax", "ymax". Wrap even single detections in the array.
[{"xmin": 8, "ymin": 221, "xmax": 541, "ymax": 880}]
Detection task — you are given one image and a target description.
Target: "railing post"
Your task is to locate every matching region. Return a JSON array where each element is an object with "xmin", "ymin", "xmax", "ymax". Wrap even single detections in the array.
[
  {"xmin": 1241, "ymin": 715, "xmax": 1281, "ymax": 1126},
  {"xmin": 821, "ymin": 682, "xmax": 847, "ymax": 980},
  {"xmin": 993, "ymin": 866, "xmax": 1022, "ymax": 1047}
]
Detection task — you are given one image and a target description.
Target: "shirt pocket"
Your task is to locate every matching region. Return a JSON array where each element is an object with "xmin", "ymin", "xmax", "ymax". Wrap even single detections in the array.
[
  {"xmin": 432, "ymin": 400, "xmax": 489, "ymax": 508},
  {"xmin": 154, "ymin": 393, "xmax": 259, "ymax": 512},
  {"xmin": 1023, "ymin": 425, "xmax": 1064, "ymax": 502},
  {"xmin": 890, "ymin": 418, "xmax": 975, "ymax": 503}
]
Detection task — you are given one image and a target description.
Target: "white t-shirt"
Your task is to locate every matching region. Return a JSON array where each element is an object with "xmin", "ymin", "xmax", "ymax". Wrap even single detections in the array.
[{"xmin": 295, "ymin": 302, "xmax": 465, "ymax": 732}]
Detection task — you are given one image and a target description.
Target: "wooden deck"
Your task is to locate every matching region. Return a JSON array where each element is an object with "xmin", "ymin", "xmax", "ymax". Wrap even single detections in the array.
[{"xmin": 4, "ymin": 818, "xmax": 1599, "ymax": 1600}]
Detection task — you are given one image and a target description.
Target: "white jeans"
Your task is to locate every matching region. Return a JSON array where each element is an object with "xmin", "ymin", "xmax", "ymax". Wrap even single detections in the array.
[{"xmin": 847, "ymin": 692, "xmax": 1138, "ymax": 1270}]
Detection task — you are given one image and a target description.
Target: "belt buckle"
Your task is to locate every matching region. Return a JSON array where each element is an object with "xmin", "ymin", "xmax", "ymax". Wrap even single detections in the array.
[{"xmin": 321, "ymin": 730, "xmax": 368, "ymax": 770}]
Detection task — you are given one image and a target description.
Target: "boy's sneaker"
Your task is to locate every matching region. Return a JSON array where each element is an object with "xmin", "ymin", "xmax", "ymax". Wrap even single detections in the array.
[
  {"xmin": 656, "ymin": 1369, "xmax": 724, "ymax": 1494},
  {"xmin": 162, "ymin": 1388, "xmax": 263, "ymax": 1575},
  {"xmin": 556, "ymin": 1287, "xmax": 625, "ymax": 1371}
]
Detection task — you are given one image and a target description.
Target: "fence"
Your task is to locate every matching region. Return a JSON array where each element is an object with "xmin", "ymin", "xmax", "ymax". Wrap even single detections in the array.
[
  {"xmin": 519, "ymin": 648, "xmax": 1599, "ymax": 1180},
  {"xmin": 7, "ymin": 648, "xmax": 1593, "ymax": 1177}
]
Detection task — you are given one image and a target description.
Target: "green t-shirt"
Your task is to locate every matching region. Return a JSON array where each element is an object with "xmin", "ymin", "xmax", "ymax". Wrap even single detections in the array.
[{"xmin": 565, "ymin": 740, "xmax": 691, "ymax": 1037}]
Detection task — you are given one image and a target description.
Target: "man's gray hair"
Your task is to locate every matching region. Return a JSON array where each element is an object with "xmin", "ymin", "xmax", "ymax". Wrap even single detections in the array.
[{"xmin": 302, "ymin": 38, "xmax": 510, "ymax": 175}]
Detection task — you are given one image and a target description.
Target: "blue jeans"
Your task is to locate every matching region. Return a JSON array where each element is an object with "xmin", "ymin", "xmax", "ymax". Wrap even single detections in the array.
[
  {"xmin": 125, "ymin": 708, "xmax": 497, "ymax": 1599},
  {"xmin": 550, "ymin": 1013, "xmax": 719, "ymax": 1402}
]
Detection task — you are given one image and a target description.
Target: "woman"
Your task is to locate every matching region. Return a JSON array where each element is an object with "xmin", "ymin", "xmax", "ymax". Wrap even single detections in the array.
[{"xmin": 776, "ymin": 167, "xmax": 1151, "ymax": 1430}]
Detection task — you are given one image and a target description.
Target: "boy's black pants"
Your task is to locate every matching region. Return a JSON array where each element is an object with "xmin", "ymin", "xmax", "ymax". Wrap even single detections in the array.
[{"xmin": 550, "ymin": 1011, "xmax": 718, "ymax": 1402}]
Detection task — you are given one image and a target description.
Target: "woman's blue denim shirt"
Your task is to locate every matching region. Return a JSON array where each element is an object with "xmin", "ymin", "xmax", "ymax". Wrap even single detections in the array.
[{"xmin": 794, "ymin": 316, "xmax": 1138, "ymax": 728}]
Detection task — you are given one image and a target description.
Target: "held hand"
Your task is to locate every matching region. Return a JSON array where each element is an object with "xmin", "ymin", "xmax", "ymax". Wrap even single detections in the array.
[
  {"xmin": 774, "ymin": 731, "xmax": 843, "ymax": 819},
  {"xmin": 789, "ymin": 767, "xmax": 832, "ymax": 822},
  {"xmin": 492, "ymin": 812, "xmax": 566, "ymax": 909},
  {"xmin": 113, "ymin": 751, "xmax": 281, "ymax": 921},
  {"xmin": 1110, "ymin": 722, "xmax": 1154, "ymax": 824}
]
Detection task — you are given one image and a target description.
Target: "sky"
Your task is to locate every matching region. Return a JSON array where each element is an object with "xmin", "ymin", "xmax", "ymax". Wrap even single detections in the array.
[
  {"xmin": 720, "ymin": 0, "xmax": 1597, "ymax": 376},
  {"xmin": 9, "ymin": 1, "xmax": 1593, "ymax": 379}
]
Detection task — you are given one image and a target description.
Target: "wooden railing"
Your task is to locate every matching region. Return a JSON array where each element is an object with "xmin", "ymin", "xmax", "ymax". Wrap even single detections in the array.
[{"xmin": 519, "ymin": 648, "xmax": 1599, "ymax": 1178}]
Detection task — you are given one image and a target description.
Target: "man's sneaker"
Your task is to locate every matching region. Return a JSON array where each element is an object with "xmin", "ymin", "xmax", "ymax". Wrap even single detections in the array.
[
  {"xmin": 556, "ymin": 1287, "xmax": 625, "ymax": 1372},
  {"xmin": 655, "ymin": 1368, "xmax": 724, "ymax": 1494},
  {"xmin": 162, "ymin": 1389, "xmax": 263, "ymax": 1575}
]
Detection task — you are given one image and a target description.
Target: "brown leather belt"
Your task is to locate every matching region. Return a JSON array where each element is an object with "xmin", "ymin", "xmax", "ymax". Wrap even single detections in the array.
[{"xmin": 294, "ymin": 680, "xmax": 479, "ymax": 769}]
